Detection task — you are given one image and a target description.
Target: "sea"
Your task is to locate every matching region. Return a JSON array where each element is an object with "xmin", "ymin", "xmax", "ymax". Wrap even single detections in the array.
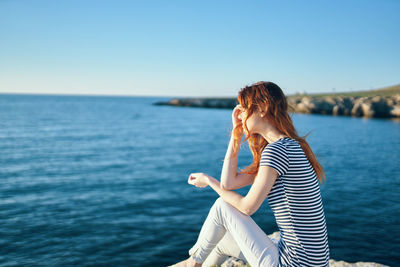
[{"xmin": 0, "ymin": 94, "xmax": 399, "ymax": 267}]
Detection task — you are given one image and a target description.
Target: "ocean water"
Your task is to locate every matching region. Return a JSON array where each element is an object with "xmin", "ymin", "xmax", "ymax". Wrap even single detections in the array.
[{"xmin": 0, "ymin": 94, "xmax": 399, "ymax": 267}]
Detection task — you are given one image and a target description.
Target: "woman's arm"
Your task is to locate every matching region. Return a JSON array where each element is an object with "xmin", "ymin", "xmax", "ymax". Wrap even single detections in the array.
[
  {"xmin": 207, "ymin": 166, "xmax": 278, "ymax": 215},
  {"xmin": 188, "ymin": 168, "xmax": 278, "ymax": 216},
  {"xmin": 220, "ymin": 134, "xmax": 256, "ymax": 190},
  {"xmin": 220, "ymin": 105, "xmax": 255, "ymax": 190}
]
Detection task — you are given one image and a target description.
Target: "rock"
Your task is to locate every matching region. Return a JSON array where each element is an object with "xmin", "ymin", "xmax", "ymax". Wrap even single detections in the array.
[
  {"xmin": 333, "ymin": 104, "xmax": 344, "ymax": 116},
  {"xmin": 324, "ymin": 96, "xmax": 338, "ymax": 105},
  {"xmin": 219, "ymin": 232, "xmax": 388, "ymax": 267},
  {"xmin": 391, "ymin": 105, "xmax": 400, "ymax": 117},
  {"xmin": 371, "ymin": 97, "xmax": 391, "ymax": 117},
  {"xmin": 286, "ymin": 97, "xmax": 298, "ymax": 105},
  {"xmin": 314, "ymin": 99, "xmax": 335, "ymax": 114},
  {"xmin": 220, "ymin": 257, "xmax": 249, "ymax": 267},
  {"xmin": 395, "ymin": 94, "xmax": 400, "ymax": 103},
  {"xmin": 351, "ymin": 99, "xmax": 364, "ymax": 117},
  {"xmin": 386, "ymin": 98, "xmax": 395, "ymax": 106},
  {"xmin": 371, "ymin": 96, "xmax": 382, "ymax": 102},
  {"xmin": 169, "ymin": 99, "xmax": 180, "ymax": 105},
  {"xmin": 296, "ymin": 102, "xmax": 312, "ymax": 113},
  {"xmin": 333, "ymin": 102, "xmax": 352, "ymax": 116},
  {"xmin": 329, "ymin": 260, "xmax": 389, "ymax": 267},
  {"xmin": 361, "ymin": 102, "xmax": 374, "ymax": 117},
  {"xmin": 342, "ymin": 97, "xmax": 354, "ymax": 110}
]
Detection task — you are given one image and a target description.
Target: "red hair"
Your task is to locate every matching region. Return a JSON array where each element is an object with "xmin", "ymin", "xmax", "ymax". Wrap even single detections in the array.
[{"xmin": 231, "ymin": 81, "xmax": 326, "ymax": 183}]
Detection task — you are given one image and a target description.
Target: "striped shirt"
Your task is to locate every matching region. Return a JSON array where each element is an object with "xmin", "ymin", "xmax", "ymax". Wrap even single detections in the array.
[{"xmin": 260, "ymin": 137, "xmax": 330, "ymax": 267}]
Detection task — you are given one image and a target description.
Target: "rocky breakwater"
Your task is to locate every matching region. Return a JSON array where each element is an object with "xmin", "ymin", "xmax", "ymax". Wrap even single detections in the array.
[
  {"xmin": 154, "ymin": 94, "xmax": 400, "ymax": 118},
  {"xmin": 155, "ymin": 97, "xmax": 237, "ymax": 109},
  {"xmin": 288, "ymin": 95, "xmax": 400, "ymax": 118}
]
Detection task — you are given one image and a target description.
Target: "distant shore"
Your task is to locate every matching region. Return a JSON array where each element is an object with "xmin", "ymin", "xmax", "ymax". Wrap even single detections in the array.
[{"xmin": 154, "ymin": 84, "xmax": 400, "ymax": 119}]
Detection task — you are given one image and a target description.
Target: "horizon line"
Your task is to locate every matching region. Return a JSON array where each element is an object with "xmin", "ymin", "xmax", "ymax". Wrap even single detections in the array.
[{"xmin": 0, "ymin": 83, "xmax": 398, "ymax": 99}]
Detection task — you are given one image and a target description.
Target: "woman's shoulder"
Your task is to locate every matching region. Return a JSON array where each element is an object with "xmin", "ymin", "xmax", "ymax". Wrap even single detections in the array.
[
  {"xmin": 263, "ymin": 137, "xmax": 301, "ymax": 156},
  {"xmin": 262, "ymin": 137, "xmax": 292, "ymax": 156},
  {"xmin": 265, "ymin": 137, "xmax": 294, "ymax": 149},
  {"xmin": 275, "ymin": 137, "xmax": 301, "ymax": 147}
]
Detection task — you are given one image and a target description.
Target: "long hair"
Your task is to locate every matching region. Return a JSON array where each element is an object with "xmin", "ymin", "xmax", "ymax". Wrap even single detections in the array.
[{"xmin": 231, "ymin": 81, "xmax": 326, "ymax": 183}]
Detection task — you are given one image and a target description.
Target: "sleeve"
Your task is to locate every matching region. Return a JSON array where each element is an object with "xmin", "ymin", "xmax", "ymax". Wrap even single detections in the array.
[{"xmin": 260, "ymin": 143, "xmax": 289, "ymax": 177}]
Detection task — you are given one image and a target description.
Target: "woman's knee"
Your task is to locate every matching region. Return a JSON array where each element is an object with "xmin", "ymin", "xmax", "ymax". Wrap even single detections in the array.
[
  {"xmin": 211, "ymin": 197, "xmax": 228, "ymax": 218},
  {"xmin": 213, "ymin": 197, "xmax": 243, "ymax": 221},
  {"xmin": 214, "ymin": 197, "xmax": 243, "ymax": 218},
  {"xmin": 214, "ymin": 197, "xmax": 224, "ymax": 205},
  {"xmin": 214, "ymin": 197, "xmax": 230, "ymax": 208},
  {"xmin": 214, "ymin": 197, "xmax": 238, "ymax": 213}
]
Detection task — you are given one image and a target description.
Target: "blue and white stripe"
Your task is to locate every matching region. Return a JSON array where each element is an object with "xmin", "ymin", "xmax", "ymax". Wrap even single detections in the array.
[{"xmin": 260, "ymin": 137, "xmax": 330, "ymax": 267}]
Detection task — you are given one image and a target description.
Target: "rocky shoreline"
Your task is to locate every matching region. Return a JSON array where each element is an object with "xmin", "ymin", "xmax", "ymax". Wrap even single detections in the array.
[
  {"xmin": 220, "ymin": 257, "xmax": 389, "ymax": 267},
  {"xmin": 218, "ymin": 232, "xmax": 388, "ymax": 267},
  {"xmin": 154, "ymin": 94, "xmax": 400, "ymax": 118}
]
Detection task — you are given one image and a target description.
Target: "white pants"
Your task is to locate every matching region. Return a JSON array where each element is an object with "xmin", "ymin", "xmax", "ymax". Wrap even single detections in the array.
[{"xmin": 188, "ymin": 197, "xmax": 280, "ymax": 267}]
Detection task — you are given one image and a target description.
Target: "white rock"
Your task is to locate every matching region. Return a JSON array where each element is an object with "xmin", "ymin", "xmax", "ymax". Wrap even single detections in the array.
[{"xmin": 219, "ymin": 232, "xmax": 388, "ymax": 267}]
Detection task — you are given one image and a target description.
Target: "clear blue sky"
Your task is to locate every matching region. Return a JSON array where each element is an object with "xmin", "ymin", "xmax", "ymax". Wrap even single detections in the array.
[{"xmin": 1, "ymin": 0, "xmax": 399, "ymax": 97}]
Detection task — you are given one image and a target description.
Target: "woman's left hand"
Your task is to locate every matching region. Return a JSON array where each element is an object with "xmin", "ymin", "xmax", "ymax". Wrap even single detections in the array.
[{"xmin": 188, "ymin": 172, "xmax": 210, "ymax": 188}]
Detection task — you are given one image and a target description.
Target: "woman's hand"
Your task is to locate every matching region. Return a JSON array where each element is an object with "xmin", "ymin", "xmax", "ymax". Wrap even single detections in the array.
[
  {"xmin": 188, "ymin": 172, "xmax": 210, "ymax": 188},
  {"xmin": 232, "ymin": 104, "xmax": 244, "ymax": 128}
]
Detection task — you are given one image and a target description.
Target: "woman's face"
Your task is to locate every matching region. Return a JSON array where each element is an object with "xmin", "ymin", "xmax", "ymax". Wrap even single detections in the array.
[{"xmin": 239, "ymin": 106, "xmax": 265, "ymax": 134}]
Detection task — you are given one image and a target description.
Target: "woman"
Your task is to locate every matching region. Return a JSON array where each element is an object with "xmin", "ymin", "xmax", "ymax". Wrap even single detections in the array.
[{"xmin": 170, "ymin": 81, "xmax": 330, "ymax": 267}]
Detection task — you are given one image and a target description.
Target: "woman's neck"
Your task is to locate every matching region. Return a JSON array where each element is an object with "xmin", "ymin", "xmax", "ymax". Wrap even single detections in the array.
[{"xmin": 259, "ymin": 129, "xmax": 287, "ymax": 144}]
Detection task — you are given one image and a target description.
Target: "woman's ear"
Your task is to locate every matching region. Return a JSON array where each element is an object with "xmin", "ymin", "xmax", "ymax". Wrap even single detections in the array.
[{"xmin": 257, "ymin": 106, "xmax": 266, "ymax": 118}]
